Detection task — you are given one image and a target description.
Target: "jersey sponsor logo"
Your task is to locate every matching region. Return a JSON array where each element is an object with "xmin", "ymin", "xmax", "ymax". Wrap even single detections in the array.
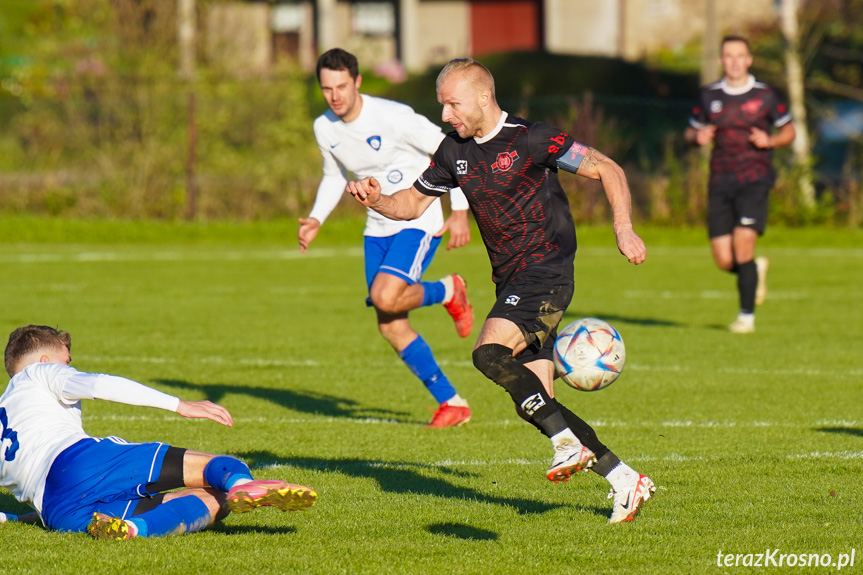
[
  {"xmin": 505, "ymin": 294, "xmax": 520, "ymax": 306},
  {"xmin": 456, "ymin": 160, "xmax": 468, "ymax": 175},
  {"xmin": 367, "ymin": 136, "xmax": 382, "ymax": 151},
  {"xmin": 740, "ymin": 216, "xmax": 757, "ymax": 226},
  {"xmin": 520, "ymin": 393, "xmax": 546, "ymax": 416},
  {"xmin": 548, "ymin": 134, "xmax": 568, "ymax": 154},
  {"xmin": 710, "ymin": 100, "xmax": 723, "ymax": 113},
  {"xmin": 492, "ymin": 151, "xmax": 519, "ymax": 173},
  {"xmin": 387, "ymin": 169, "xmax": 403, "ymax": 184},
  {"xmin": 741, "ymin": 99, "xmax": 763, "ymax": 114},
  {"xmin": 330, "ymin": 142, "xmax": 341, "ymax": 149}
]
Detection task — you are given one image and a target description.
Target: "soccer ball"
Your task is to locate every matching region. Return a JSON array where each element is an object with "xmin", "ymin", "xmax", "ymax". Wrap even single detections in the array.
[{"xmin": 553, "ymin": 318, "xmax": 625, "ymax": 391}]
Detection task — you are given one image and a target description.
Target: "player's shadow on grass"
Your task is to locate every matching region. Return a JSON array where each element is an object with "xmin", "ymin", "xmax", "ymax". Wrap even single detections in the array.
[
  {"xmin": 562, "ymin": 311, "xmax": 681, "ymax": 328},
  {"xmin": 816, "ymin": 426, "xmax": 863, "ymax": 438},
  {"xmin": 427, "ymin": 522, "xmax": 498, "ymax": 541},
  {"xmin": 0, "ymin": 492, "xmax": 31, "ymax": 516},
  {"xmin": 209, "ymin": 524, "xmax": 299, "ymax": 536},
  {"xmin": 240, "ymin": 451, "xmax": 567, "ymax": 516},
  {"xmin": 155, "ymin": 379, "xmax": 410, "ymax": 422}
]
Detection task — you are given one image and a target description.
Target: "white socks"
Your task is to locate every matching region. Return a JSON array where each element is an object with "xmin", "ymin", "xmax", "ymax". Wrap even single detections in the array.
[
  {"xmin": 605, "ymin": 462, "xmax": 639, "ymax": 491},
  {"xmin": 444, "ymin": 394, "xmax": 469, "ymax": 407},
  {"xmin": 440, "ymin": 275, "xmax": 455, "ymax": 303},
  {"xmin": 550, "ymin": 428, "xmax": 580, "ymax": 449}
]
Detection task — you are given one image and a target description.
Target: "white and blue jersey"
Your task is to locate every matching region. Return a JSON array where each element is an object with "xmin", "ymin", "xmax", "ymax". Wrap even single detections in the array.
[
  {"xmin": 0, "ymin": 362, "xmax": 179, "ymax": 526},
  {"xmin": 310, "ymin": 94, "xmax": 468, "ymax": 237}
]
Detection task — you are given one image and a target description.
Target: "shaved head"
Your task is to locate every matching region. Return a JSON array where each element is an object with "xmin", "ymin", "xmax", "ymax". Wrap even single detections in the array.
[
  {"xmin": 435, "ymin": 58, "xmax": 502, "ymax": 139},
  {"xmin": 436, "ymin": 58, "xmax": 496, "ymax": 101}
]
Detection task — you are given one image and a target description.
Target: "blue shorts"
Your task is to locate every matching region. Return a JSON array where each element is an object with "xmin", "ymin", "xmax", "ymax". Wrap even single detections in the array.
[
  {"xmin": 41, "ymin": 437, "xmax": 169, "ymax": 532},
  {"xmin": 364, "ymin": 230, "xmax": 441, "ymax": 304}
]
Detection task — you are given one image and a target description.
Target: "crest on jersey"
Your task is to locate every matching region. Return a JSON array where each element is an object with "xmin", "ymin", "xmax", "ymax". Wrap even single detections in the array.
[
  {"xmin": 456, "ymin": 160, "xmax": 468, "ymax": 175},
  {"xmin": 387, "ymin": 169, "xmax": 403, "ymax": 184},
  {"xmin": 741, "ymin": 99, "xmax": 763, "ymax": 114},
  {"xmin": 710, "ymin": 100, "xmax": 723, "ymax": 113},
  {"xmin": 492, "ymin": 151, "xmax": 519, "ymax": 173},
  {"xmin": 367, "ymin": 136, "xmax": 382, "ymax": 150}
]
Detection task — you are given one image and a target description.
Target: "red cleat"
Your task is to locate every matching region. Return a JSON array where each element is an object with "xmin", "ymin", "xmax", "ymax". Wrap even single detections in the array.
[
  {"xmin": 425, "ymin": 402, "xmax": 471, "ymax": 428},
  {"xmin": 443, "ymin": 274, "xmax": 473, "ymax": 338}
]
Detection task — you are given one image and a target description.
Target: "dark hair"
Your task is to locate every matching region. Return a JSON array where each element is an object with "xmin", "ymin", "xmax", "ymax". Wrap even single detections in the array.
[
  {"xmin": 316, "ymin": 48, "xmax": 359, "ymax": 83},
  {"xmin": 5, "ymin": 325, "xmax": 71, "ymax": 377},
  {"xmin": 721, "ymin": 35, "xmax": 751, "ymax": 53}
]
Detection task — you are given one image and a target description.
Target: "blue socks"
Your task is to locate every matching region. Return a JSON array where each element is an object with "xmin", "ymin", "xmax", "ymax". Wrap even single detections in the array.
[
  {"xmin": 127, "ymin": 455, "xmax": 255, "ymax": 537},
  {"xmin": 203, "ymin": 456, "xmax": 253, "ymax": 492},
  {"xmin": 420, "ymin": 280, "xmax": 446, "ymax": 307},
  {"xmin": 129, "ymin": 495, "xmax": 212, "ymax": 537},
  {"xmin": 399, "ymin": 335, "xmax": 456, "ymax": 404}
]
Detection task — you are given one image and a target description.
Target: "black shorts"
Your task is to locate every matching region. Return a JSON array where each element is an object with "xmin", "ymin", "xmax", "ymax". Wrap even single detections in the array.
[
  {"xmin": 707, "ymin": 180, "xmax": 771, "ymax": 238},
  {"xmin": 487, "ymin": 270, "xmax": 574, "ymax": 363}
]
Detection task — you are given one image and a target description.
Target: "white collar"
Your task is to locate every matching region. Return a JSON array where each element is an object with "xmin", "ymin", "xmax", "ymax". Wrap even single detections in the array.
[
  {"xmin": 720, "ymin": 75, "xmax": 756, "ymax": 96},
  {"xmin": 475, "ymin": 111, "xmax": 508, "ymax": 144}
]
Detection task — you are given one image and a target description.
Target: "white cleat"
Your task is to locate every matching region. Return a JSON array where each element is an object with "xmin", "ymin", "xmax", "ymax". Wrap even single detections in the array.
[
  {"xmin": 728, "ymin": 314, "xmax": 755, "ymax": 334},
  {"xmin": 608, "ymin": 474, "xmax": 656, "ymax": 524},
  {"xmin": 755, "ymin": 257, "xmax": 769, "ymax": 306},
  {"xmin": 546, "ymin": 440, "xmax": 596, "ymax": 483}
]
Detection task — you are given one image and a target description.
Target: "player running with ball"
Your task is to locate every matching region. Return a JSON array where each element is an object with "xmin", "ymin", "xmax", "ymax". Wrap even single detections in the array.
[
  {"xmin": 348, "ymin": 58, "xmax": 655, "ymax": 523},
  {"xmin": 0, "ymin": 325, "xmax": 316, "ymax": 540}
]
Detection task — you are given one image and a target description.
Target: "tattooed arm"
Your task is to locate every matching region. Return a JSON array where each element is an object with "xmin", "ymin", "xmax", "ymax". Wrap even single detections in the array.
[{"xmin": 559, "ymin": 144, "xmax": 646, "ymax": 264}]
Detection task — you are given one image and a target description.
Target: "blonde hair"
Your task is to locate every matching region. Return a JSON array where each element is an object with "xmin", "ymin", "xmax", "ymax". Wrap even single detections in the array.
[{"xmin": 436, "ymin": 58, "xmax": 496, "ymax": 100}]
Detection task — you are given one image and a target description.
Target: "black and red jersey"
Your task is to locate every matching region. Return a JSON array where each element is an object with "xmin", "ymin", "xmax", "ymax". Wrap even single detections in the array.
[
  {"xmin": 415, "ymin": 113, "xmax": 578, "ymax": 286},
  {"xmin": 689, "ymin": 75, "xmax": 792, "ymax": 186}
]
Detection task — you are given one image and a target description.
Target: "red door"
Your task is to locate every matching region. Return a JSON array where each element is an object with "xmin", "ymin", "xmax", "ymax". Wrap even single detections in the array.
[{"xmin": 470, "ymin": 0, "xmax": 541, "ymax": 56}]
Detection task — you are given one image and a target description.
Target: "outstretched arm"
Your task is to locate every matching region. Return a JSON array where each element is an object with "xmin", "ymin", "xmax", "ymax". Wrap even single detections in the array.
[
  {"xmin": 176, "ymin": 399, "xmax": 234, "ymax": 427},
  {"xmin": 63, "ymin": 372, "xmax": 234, "ymax": 427},
  {"xmin": 347, "ymin": 177, "xmax": 438, "ymax": 221},
  {"xmin": 570, "ymin": 146, "xmax": 646, "ymax": 265}
]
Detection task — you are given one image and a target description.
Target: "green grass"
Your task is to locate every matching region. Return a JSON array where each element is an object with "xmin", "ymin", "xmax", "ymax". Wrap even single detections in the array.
[{"xmin": 0, "ymin": 218, "xmax": 861, "ymax": 574}]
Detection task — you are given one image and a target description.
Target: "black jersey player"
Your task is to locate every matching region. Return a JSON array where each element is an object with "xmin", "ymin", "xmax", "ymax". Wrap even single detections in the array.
[
  {"xmin": 348, "ymin": 58, "xmax": 654, "ymax": 523},
  {"xmin": 685, "ymin": 35, "xmax": 796, "ymax": 333}
]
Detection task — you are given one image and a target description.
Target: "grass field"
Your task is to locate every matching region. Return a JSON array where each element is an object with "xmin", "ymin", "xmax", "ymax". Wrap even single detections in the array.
[{"xmin": 0, "ymin": 217, "xmax": 861, "ymax": 574}]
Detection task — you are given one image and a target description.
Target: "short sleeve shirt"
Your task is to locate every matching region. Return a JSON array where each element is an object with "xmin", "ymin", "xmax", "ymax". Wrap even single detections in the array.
[
  {"xmin": 313, "ymin": 95, "xmax": 448, "ymax": 237},
  {"xmin": 415, "ymin": 113, "xmax": 577, "ymax": 285},
  {"xmin": 689, "ymin": 75, "xmax": 792, "ymax": 187}
]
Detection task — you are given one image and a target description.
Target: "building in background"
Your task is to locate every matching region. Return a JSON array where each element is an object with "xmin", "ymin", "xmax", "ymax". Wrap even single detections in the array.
[{"xmin": 206, "ymin": 0, "xmax": 779, "ymax": 75}]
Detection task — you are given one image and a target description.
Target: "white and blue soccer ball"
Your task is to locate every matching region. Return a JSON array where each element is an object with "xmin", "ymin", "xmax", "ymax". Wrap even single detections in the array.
[{"xmin": 553, "ymin": 318, "xmax": 625, "ymax": 391}]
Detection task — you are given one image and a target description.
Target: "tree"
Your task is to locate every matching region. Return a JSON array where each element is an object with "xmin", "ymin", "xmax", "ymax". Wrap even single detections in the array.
[{"xmin": 781, "ymin": 0, "xmax": 816, "ymax": 208}]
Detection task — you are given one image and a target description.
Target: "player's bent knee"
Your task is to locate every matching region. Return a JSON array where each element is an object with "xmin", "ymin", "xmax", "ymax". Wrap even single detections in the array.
[
  {"xmin": 371, "ymin": 296, "xmax": 403, "ymax": 315},
  {"xmin": 472, "ymin": 343, "xmax": 515, "ymax": 383}
]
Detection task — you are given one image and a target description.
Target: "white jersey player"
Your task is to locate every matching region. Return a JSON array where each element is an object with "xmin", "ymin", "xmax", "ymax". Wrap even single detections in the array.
[
  {"xmin": 0, "ymin": 325, "xmax": 317, "ymax": 539},
  {"xmin": 298, "ymin": 48, "xmax": 474, "ymax": 428}
]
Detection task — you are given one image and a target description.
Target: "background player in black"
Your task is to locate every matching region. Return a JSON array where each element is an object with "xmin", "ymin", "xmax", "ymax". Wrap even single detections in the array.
[
  {"xmin": 685, "ymin": 35, "xmax": 796, "ymax": 333},
  {"xmin": 348, "ymin": 58, "xmax": 654, "ymax": 523}
]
